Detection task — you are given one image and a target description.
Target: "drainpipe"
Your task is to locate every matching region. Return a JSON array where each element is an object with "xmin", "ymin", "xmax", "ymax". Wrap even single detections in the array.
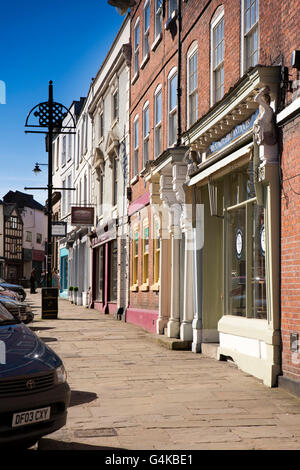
[{"xmin": 176, "ymin": 0, "xmax": 182, "ymax": 147}]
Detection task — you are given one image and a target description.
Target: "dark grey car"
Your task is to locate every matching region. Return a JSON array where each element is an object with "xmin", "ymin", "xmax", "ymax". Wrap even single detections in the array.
[{"xmin": 0, "ymin": 303, "xmax": 70, "ymax": 448}]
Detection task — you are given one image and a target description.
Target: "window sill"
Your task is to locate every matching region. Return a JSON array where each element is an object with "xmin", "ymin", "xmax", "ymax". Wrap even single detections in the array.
[
  {"xmin": 140, "ymin": 52, "xmax": 150, "ymax": 70},
  {"xmin": 130, "ymin": 175, "xmax": 139, "ymax": 185},
  {"xmin": 140, "ymin": 283, "xmax": 149, "ymax": 292},
  {"xmin": 131, "ymin": 71, "xmax": 139, "ymax": 86},
  {"xmin": 151, "ymin": 33, "xmax": 162, "ymax": 52},
  {"xmin": 165, "ymin": 10, "xmax": 178, "ymax": 31},
  {"xmin": 150, "ymin": 282, "xmax": 160, "ymax": 292},
  {"xmin": 130, "ymin": 284, "xmax": 139, "ymax": 292}
]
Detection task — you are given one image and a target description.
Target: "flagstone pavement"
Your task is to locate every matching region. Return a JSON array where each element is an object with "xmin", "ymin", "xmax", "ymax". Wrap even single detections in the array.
[{"xmin": 24, "ymin": 289, "xmax": 300, "ymax": 451}]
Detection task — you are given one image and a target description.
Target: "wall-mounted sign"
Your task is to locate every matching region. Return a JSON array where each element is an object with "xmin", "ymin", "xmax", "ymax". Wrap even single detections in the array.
[
  {"xmin": 209, "ymin": 110, "xmax": 259, "ymax": 156},
  {"xmin": 235, "ymin": 228, "xmax": 243, "ymax": 260},
  {"xmin": 71, "ymin": 207, "xmax": 94, "ymax": 226},
  {"xmin": 52, "ymin": 221, "xmax": 67, "ymax": 237}
]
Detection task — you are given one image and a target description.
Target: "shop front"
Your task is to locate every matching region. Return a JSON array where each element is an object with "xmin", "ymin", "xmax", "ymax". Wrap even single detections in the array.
[
  {"xmin": 59, "ymin": 246, "xmax": 69, "ymax": 299},
  {"xmin": 91, "ymin": 220, "xmax": 118, "ymax": 315},
  {"xmin": 183, "ymin": 66, "xmax": 281, "ymax": 386}
]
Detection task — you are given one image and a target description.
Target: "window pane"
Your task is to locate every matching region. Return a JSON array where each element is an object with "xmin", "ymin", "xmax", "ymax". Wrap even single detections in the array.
[
  {"xmin": 143, "ymin": 106, "xmax": 149, "ymax": 137},
  {"xmin": 227, "ymin": 207, "xmax": 246, "ymax": 317},
  {"xmin": 252, "ymin": 205, "xmax": 266, "ymax": 319},
  {"xmin": 169, "ymin": 74, "xmax": 177, "ymax": 111},
  {"xmin": 144, "ymin": 226, "xmax": 149, "ymax": 253},
  {"xmin": 144, "ymin": 3, "xmax": 150, "ymax": 30},
  {"xmin": 169, "ymin": 112, "xmax": 177, "ymax": 146},
  {"xmin": 134, "ymin": 150, "xmax": 139, "ymax": 175},
  {"xmin": 155, "ymin": 91, "xmax": 162, "ymax": 125},
  {"xmin": 155, "ymin": 125, "xmax": 161, "ymax": 158},
  {"xmin": 189, "ymin": 92, "xmax": 198, "ymax": 125},
  {"xmin": 109, "ymin": 240, "xmax": 118, "ymax": 302},
  {"xmin": 134, "ymin": 119, "xmax": 139, "ymax": 148},
  {"xmin": 155, "ymin": 0, "xmax": 162, "ymax": 36},
  {"xmin": 95, "ymin": 245, "xmax": 104, "ymax": 302}
]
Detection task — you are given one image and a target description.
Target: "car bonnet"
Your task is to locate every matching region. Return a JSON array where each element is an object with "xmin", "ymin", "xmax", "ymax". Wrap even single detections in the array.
[{"xmin": 0, "ymin": 323, "xmax": 62, "ymax": 378}]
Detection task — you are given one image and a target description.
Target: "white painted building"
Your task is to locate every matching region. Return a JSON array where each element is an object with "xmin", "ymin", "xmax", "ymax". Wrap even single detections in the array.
[{"xmin": 88, "ymin": 14, "xmax": 130, "ymax": 316}]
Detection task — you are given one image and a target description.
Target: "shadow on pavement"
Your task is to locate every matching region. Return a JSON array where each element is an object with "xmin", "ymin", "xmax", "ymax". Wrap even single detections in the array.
[
  {"xmin": 69, "ymin": 390, "xmax": 98, "ymax": 407},
  {"xmin": 38, "ymin": 439, "xmax": 125, "ymax": 450},
  {"xmin": 30, "ymin": 326, "xmax": 56, "ymax": 332},
  {"xmin": 39, "ymin": 337, "xmax": 58, "ymax": 343}
]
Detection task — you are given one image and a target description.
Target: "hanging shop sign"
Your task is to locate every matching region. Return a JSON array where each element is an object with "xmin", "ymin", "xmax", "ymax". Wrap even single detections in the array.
[
  {"xmin": 235, "ymin": 228, "xmax": 243, "ymax": 260},
  {"xmin": 71, "ymin": 207, "xmax": 94, "ymax": 226},
  {"xmin": 52, "ymin": 221, "xmax": 67, "ymax": 237}
]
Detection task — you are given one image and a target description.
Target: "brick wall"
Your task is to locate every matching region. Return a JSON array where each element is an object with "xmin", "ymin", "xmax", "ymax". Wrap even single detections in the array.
[
  {"xmin": 281, "ymin": 114, "xmax": 300, "ymax": 381},
  {"xmin": 128, "ymin": 0, "xmax": 300, "ymax": 337}
]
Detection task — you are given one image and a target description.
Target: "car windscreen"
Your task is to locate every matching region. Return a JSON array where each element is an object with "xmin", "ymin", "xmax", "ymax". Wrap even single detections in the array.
[{"xmin": 0, "ymin": 303, "xmax": 19, "ymax": 324}]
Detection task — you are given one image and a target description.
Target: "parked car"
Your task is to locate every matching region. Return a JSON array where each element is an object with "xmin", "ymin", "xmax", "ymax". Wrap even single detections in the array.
[
  {"xmin": 0, "ymin": 303, "xmax": 70, "ymax": 448},
  {"xmin": 0, "ymin": 286, "xmax": 21, "ymax": 302},
  {"xmin": 0, "ymin": 297, "xmax": 34, "ymax": 324},
  {"xmin": 0, "ymin": 279, "xmax": 26, "ymax": 301}
]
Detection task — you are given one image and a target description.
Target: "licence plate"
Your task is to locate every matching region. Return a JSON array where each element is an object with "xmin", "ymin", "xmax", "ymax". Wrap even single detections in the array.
[{"xmin": 12, "ymin": 407, "xmax": 51, "ymax": 428}]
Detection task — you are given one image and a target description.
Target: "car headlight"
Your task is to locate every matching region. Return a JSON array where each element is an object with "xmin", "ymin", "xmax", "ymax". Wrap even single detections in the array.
[{"xmin": 55, "ymin": 364, "xmax": 67, "ymax": 384}]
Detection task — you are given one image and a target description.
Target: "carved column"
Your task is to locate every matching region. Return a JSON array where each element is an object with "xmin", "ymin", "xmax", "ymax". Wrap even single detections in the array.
[
  {"xmin": 155, "ymin": 171, "xmax": 173, "ymax": 335},
  {"xmin": 253, "ymin": 86, "xmax": 281, "ymax": 385}
]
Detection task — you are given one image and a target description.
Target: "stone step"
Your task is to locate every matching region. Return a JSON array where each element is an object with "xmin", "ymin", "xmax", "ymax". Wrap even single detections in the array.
[{"xmin": 201, "ymin": 343, "xmax": 220, "ymax": 360}]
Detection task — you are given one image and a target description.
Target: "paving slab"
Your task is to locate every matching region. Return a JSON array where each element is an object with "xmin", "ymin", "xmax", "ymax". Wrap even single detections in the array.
[{"xmin": 24, "ymin": 289, "xmax": 300, "ymax": 451}]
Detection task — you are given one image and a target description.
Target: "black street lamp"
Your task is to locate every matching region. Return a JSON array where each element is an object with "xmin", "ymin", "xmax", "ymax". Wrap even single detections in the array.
[
  {"xmin": 25, "ymin": 81, "xmax": 76, "ymax": 317},
  {"xmin": 32, "ymin": 162, "xmax": 48, "ymax": 175}
]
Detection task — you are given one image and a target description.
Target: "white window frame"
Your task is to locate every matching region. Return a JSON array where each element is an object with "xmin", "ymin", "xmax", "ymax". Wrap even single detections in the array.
[
  {"xmin": 143, "ymin": 0, "xmax": 150, "ymax": 59},
  {"xmin": 241, "ymin": 0, "xmax": 259, "ymax": 75},
  {"xmin": 168, "ymin": 68, "xmax": 178, "ymax": 147},
  {"xmin": 143, "ymin": 101, "xmax": 150, "ymax": 168},
  {"xmin": 133, "ymin": 115, "xmax": 139, "ymax": 177},
  {"xmin": 113, "ymin": 157, "xmax": 118, "ymax": 207},
  {"xmin": 67, "ymin": 173, "xmax": 72, "ymax": 212},
  {"xmin": 154, "ymin": 0, "xmax": 162, "ymax": 40},
  {"xmin": 62, "ymin": 179, "xmax": 66, "ymax": 216},
  {"xmin": 99, "ymin": 110, "xmax": 104, "ymax": 141},
  {"xmin": 67, "ymin": 133, "xmax": 72, "ymax": 162},
  {"xmin": 84, "ymin": 114, "xmax": 88, "ymax": 153},
  {"xmin": 112, "ymin": 87, "xmax": 119, "ymax": 122},
  {"xmin": 154, "ymin": 85, "xmax": 162, "ymax": 159},
  {"xmin": 210, "ymin": 6, "xmax": 225, "ymax": 106},
  {"xmin": 76, "ymin": 130, "xmax": 80, "ymax": 168},
  {"xmin": 61, "ymin": 135, "xmax": 66, "ymax": 167},
  {"xmin": 187, "ymin": 42, "xmax": 198, "ymax": 128},
  {"xmin": 168, "ymin": 0, "xmax": 178, "ymax": 18},
  {"xmin": 133, "ymin": 18, "xmax": 140, "ymax": 77}
]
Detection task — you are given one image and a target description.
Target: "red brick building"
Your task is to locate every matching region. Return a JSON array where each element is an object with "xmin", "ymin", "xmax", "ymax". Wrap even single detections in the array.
[
  {"xmin": 276, "ymin": 0, "xmax": 300, "ymax": 396},
  {"xmin": 124, "ymin": 0, "xmax": 300, "ymax": 390}
]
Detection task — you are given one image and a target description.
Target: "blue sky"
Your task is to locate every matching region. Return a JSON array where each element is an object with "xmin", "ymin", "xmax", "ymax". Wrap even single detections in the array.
[{"xmin": 0, "ymin": 0, "xmax": 124, "ymax": 204}]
